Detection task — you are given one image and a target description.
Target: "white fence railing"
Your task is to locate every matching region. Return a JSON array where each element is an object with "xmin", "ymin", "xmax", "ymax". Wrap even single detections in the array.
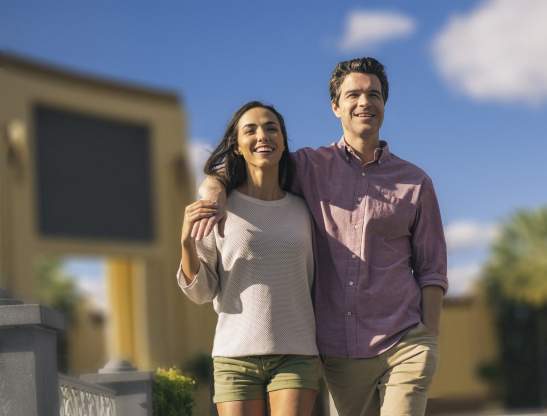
[
  {"xmin": 1, "ymin": 294, "xmax": 153, "ymax": 416},
  {"xmin": 58, "ymin": 374, "xmax": 117, "ymax": 416}
]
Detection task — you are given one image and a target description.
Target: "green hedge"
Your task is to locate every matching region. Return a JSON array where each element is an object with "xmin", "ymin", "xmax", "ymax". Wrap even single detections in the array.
[{"xmin": 153, "ymin": 367, "xmax": 196, "ymax": 416}]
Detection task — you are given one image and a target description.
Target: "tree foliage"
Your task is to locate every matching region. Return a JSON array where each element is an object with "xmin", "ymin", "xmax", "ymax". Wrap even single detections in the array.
[
  {"xmin": 483, "ymin": 206, "xmax": 547, "ymax": 307},
  {"xmin": 34, "ymin": 257, "xmax": 81, "ymax": 372},
  {"xmin": 34, "ymin": 257, "xmax": 81, "ymax": 321},
  {"xmin": 480, "ymin": 206, "xmax": 547, "ymax": 408}
]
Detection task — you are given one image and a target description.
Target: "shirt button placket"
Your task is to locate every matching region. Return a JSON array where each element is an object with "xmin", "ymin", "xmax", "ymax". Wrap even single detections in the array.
[{"xmin": 345, "ymin": 165, "xmax": 365, "ymax": 355}]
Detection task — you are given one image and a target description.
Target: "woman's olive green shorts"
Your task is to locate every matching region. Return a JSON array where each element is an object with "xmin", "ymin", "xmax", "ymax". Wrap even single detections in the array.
[{"xmin": 212, "ymin": 355, "xmax": 321, "ymax": 403}]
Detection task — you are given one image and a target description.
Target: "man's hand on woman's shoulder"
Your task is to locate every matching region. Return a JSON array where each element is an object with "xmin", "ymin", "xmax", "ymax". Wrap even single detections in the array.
[{"xmin": 191, "ymin": 176, "xmax": 227, "ymax": 240}]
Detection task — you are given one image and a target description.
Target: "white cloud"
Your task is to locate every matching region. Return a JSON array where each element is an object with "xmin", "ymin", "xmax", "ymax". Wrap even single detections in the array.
[
  {"xmin": 445, "ymin": 220, "xmax": 499, "ymax": 252},
  {"xmin": 63, "ymin": 257, "xmax": 107, "ymax": 312},
  {"xmin": 432, "ymin": 0, "xmax": 547, "ymax": 104},
  {"xmin": 76, "ymin": 275, "xmax": 107, "ymax": 312},
  {"xmin": 188, "ymin": 139, "xmax": 214, "ymax": 195},
  {"xmin": 447, "ymin": 263, "xmax": 482, "ymax": 296},
  {"xmin": 338, "ymin": 10, "xmax": 416, "ymax": 52}
]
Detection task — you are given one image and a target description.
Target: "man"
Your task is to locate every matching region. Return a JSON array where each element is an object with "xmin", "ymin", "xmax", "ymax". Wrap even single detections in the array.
[{"xmin": 195, "ymin": 57, "xmax": 447, "ymax": 416}]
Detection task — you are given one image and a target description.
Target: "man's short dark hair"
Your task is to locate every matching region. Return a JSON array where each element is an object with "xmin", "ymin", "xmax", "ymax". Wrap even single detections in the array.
[{"xmin": 329, "ymin": 57, "xmax": 389, "ymax": 105}]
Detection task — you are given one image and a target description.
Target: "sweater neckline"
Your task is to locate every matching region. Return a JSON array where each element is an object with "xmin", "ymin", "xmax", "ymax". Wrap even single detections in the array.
[{"xmin": 232, "ymin": 189, "xmax": 290, "ymax": 207}]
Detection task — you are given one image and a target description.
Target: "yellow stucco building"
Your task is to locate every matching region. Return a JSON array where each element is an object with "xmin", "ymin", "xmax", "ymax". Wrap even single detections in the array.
[
  {"xmin": 0, "ymin": 51, "xmax": 217, "ymax": 369},
  {"xmin": 429, "ymin": 295, "xmax": 499, "ymax": 412}
]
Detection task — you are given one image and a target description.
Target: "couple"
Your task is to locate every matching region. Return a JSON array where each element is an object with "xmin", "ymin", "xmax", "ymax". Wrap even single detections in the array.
[{"xmin": 177, "ymin": 57, "xmax": 448, "ymax": 416}]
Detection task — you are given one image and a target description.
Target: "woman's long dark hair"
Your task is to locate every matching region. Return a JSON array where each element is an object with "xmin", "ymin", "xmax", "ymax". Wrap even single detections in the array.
[{"xmin": 204, "ymin": 101, "xmax": 293, "ymax": 194}]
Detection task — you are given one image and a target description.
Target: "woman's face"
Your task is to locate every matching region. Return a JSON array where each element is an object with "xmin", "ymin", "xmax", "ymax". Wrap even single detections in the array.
[{"xmin": 236, "ymin": 107, "xmax": 285, "ymax": 170}]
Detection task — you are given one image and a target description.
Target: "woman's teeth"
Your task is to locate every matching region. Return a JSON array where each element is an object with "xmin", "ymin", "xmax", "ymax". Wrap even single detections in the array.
[{"xmin": 255, "ymin": 146, "xmax": 274, "ymax": 153}]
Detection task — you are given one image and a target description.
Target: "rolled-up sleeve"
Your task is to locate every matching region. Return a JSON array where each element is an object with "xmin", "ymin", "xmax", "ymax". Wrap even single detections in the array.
[
  {"xmin": 410, "ymin": 176, "xmax": 448, "ymax": 293},
  {"xmin": 176, "ymin": 233, "xmax": 219, "ymax": 304}
]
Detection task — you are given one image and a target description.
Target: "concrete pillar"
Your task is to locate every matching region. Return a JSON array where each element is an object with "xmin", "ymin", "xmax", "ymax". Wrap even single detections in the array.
[
  {"xmin": 81, "ymin": 359, "xmax": 153, "ymax": 416},
  {"xmin": 0, "ymin": 291, "xmax": 64, "ymax": 416}
]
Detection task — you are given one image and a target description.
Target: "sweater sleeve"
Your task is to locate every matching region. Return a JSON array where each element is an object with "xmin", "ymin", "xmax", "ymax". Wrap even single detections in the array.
[{"xmin": 177, "ymin": 232, "xmax": 220, "ymax": 304}]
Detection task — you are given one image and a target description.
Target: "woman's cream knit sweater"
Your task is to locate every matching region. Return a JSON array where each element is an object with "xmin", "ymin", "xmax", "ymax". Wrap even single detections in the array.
[{"xmin": 178, "ymin": 190, "xmax": 317, "ymax": 357}]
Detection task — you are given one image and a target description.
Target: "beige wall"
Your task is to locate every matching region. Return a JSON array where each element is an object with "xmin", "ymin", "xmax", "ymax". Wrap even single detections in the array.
[
  {"xmin": 430, "ymin": 295, "xmax": 498, "ymax": 401},
  {"xmin": 68, "ymin": 299, "xmax": 108, "ymax": 374}
]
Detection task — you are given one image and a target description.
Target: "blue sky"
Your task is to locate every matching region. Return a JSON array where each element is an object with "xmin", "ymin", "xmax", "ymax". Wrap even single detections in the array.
[{"xmin": 2, "ymin": 0, "xmax": 546, "ymax": 299}]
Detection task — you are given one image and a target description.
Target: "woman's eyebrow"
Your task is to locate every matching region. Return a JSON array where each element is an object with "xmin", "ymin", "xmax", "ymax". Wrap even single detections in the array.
[{"xmin": 241, "ymin": 121, "xmax": 278, "ymax": 129}]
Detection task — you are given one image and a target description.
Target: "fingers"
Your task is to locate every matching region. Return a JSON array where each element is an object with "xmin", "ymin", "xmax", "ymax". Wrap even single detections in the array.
[
  {"xmin": 190, "ymin": 221, "xmax": 200, "ymax": 239},
  {"xmin": 190, "ymin": 218, "xmax": 208, "ymax": 240},
  {"xmin": 184, "ymin": 204, "xmax": 217, "ymax": 221},
  {"xmin": 186, "ymin": 210, "xmax": 217, "ymax": 223},
  {"xmin": 183, "ymin": 200, "xmax": 218, "ymax": 240},
  {"xmin": 184, "ymin": 201, "xmax": 217, "ymax": 219},
  {"xmin": 197, "ymin": 210, "xmax": 227, "ymax": 240},
  {"xmin": 195, "ymin": 217, "xmax": 209, "ymax": 240},
  {"xmin": 188, "ymin": 207, "xmax": 217, "ymax": 216},
  {"xmin": 184, "ymin": 199, "xmax": 226, "ymax": 241},
  {"xmin": 202, "ymin": 216, "xmax": 217, "ymax": 238},
  {"xmin": 185, "ymin": 199, "xmax": 217, "ymax": 213}
]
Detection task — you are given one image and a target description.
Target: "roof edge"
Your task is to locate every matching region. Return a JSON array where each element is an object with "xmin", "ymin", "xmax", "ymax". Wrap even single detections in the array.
[{"xmin": 0, "ymin": 50, "xmax": 181, "ymax": 105}]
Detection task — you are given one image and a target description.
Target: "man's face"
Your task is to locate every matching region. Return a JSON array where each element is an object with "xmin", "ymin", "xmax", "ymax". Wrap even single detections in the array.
[{"xmin": 331, "ymin": 72, "xmax": 385, "ymax": 142}]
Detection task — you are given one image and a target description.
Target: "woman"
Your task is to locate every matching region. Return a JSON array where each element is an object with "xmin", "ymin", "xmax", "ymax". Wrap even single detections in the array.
[{"xmin": 177, "ymin": 101, "xmax": 319, "ymax": 416}]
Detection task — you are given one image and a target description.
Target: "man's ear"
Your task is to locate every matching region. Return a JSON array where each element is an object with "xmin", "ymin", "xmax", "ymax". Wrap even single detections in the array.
[{"xmin": 331, "ymin": 100, "xmax": 341, "ymax": 119}]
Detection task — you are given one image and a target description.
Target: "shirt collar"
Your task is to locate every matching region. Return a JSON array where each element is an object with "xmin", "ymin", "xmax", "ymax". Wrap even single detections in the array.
[{"xmin": 336, "ymin": 137, "xmax": 391, "ymax": 165}]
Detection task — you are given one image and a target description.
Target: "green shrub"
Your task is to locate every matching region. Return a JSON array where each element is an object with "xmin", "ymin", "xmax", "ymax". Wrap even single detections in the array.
[{"xmin": 153, "ymin": 367, "xmax": 196, "ymax": 416}]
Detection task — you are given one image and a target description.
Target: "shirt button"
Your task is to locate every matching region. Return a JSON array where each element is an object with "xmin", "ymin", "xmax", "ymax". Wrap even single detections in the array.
[
  {"xmin": 346, "ymin": 311, "xmax": 352, "ymax": 317},
  {"xmin": 357, "ymin": 197, "xmax": 362, "ymax": 202},
  {"xmin": 354, "ymin": 224, "xmax": 359, "ymax": 229},
  {"xmin": 351, "ymin": 254, "xmax": 356, "ymax": 259},
  {"xmin": 361, "ymin": 172, "xmax": 366, "ymax": 176},
  {"xmin": 349, "ymin": 281, "xmax": 354, "ymax": 286}
]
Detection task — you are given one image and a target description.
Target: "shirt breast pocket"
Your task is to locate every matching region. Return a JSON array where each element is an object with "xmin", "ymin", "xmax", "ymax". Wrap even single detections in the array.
[{"xmin": 368, "ymin": 194, "xmax": 414, "ymax": 240}]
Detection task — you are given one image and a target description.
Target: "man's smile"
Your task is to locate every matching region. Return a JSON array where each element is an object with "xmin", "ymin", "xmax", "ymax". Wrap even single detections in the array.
[{"xmin": 353, "ymin": 112, "xmax": 375, "ymax": 118}]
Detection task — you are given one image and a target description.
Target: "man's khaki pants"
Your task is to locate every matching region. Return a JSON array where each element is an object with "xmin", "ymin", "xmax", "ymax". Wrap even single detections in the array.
[{"xmin": 322, "ymin": 322, "xmax": 438, "ymax": 416}]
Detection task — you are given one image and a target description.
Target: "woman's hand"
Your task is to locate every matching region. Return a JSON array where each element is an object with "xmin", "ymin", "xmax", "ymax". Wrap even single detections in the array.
[
  {"xmin": 192, "ymin": 176, "xmax": 227, "ymax": 240},
  {"xmin": 179, "ymin": 199, "xmax": 218, "ymax": 285},
  {"xmin": 181, "ymin": 200, "xmax": 218, "ymax": 245}
]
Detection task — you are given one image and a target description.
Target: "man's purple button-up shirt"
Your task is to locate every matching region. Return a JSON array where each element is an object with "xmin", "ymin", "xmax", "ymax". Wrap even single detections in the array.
[{"xmin": 291, "ymin": 139, "xmax": 448, "ymax": 358}]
